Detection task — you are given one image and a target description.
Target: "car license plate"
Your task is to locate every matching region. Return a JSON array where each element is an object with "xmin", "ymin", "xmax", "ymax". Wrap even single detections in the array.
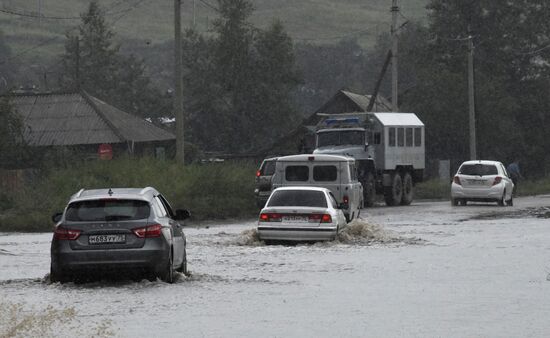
[
  {"xmin": 468, "ymin": 180, "xmax": 485, "ymax": 185},
  {"xmin": 88, "ymin": 234, "xmax": 126, "ymax": 244},
  {"xmin": 282, "ymin": 215, "xmax": 308, "ymax": 222}
]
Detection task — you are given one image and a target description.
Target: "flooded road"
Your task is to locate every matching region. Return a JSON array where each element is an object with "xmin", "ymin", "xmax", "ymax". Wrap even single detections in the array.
[{"xmin": 2, "ymin": 196, "xmax": 550, "ymax": 337}]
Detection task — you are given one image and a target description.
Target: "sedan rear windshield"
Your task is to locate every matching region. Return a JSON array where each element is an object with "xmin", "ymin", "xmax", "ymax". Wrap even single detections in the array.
[
  {"xmin": 267, "ymin": 190, "xmax": 327, "ymax": 208},
  {"xmin": 65, "ymin": 199, "xmax": 150, "ymax": 222},
  {"xmin": 459, "ymin": 164, "xmax": 498, "ymax": 176}
]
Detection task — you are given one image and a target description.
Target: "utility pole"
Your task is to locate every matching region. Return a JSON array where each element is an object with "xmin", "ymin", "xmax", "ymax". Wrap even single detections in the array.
[
  {"xmin": 75, "ymin": 37, "xmax": 80, "ymax": 89},
  {"xmin": 468, "ymin": 34, "xmax": 477, "ymax": 160},
  {"xmin": 390, "ymin": 0, "xmax": 399, "ymax": 112},
  {"xmin": 174, "ymin": 0, "xmax": 185, "ymax": 164},
  {"xmin": 193, "ymin": 0, "xmax": 196, "ymax": 27}
]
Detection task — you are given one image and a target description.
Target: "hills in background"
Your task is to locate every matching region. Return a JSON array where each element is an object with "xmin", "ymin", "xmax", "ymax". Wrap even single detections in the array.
[{"xmin": 1, "ymin": 0, "xmax": 428, "ymax": 64}]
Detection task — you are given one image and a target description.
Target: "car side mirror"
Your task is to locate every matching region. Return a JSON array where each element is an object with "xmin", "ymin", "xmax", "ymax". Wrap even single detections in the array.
[
  {"xmin": 52, "ymin": 212, "xmax": 63, "ymax": 223},
  {"xmin": 174, "ymin": 209, "xmax": 190, "ymax": 220}
]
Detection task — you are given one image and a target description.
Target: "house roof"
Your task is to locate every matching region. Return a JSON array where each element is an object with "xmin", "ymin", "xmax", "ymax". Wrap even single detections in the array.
[{"xmin": 10, "ymin": 92, "xmax": 174, "ymax": 146}]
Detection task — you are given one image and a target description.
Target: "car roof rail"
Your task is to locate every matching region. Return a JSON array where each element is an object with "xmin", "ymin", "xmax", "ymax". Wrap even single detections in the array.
[
  {"xmin": 75, "ymin": 188, "xmax": 85, "ymax": 198},
  {"xmin": 139, "ymin": 186, "xmax": 156, "ymax": 195}
]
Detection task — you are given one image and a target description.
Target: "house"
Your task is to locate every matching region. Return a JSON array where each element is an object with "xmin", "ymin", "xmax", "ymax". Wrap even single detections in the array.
[
  {"xmin": 265, "ymin": 90, "xmax": 391, "ymax": 156},
  {"xmin": 9, "ymin": 91, "xmax": 175, "ymax": 159}
]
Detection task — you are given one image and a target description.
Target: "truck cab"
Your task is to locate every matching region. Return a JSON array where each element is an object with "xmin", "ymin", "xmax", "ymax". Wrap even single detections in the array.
[{"xmin": 314, "ymin": 112, "xmax": 425, "ymax": 207}]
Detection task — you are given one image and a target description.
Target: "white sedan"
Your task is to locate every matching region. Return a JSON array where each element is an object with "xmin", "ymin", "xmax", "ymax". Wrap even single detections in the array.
[
  {"xmin": 451, "ymin": 160, "xmax": 514, "ymax": 206},
  {"xmin": 257, "ymin": 186, "xmax": 348, "ymax": 242}
]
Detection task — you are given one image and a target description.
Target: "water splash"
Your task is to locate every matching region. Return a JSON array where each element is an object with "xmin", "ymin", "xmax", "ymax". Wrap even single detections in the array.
[{"xmin": 235, "ymin": 228, "xmax": 263, "ymax": 246}]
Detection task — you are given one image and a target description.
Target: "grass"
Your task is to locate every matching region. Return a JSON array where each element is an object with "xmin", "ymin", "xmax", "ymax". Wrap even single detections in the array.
[{"xmin": 0, "ymin": 157, "xmax": 258, "ymax": 232}]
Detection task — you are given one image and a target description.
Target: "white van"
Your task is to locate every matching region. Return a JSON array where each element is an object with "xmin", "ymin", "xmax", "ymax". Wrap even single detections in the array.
[{"xmin": 271, "ymin": 154, "xmax": 363, "ymax": 222}]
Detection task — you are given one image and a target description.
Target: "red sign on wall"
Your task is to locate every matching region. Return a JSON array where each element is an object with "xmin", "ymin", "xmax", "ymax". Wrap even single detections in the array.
[{"xmin": 98, "ymin": 143, "xmax": 113, "ymax": 160}]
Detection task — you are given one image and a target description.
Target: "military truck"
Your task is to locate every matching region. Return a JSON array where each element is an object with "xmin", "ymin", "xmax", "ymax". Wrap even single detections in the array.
[{"xmin": 313, "ymin": 112, "xmax": 425, "ymax": 206}]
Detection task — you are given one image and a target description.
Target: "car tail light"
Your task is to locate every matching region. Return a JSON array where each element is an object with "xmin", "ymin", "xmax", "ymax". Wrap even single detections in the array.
[
  {"xmin": 453, "ymin": 176, "xmax": 461, "ymax": 185},
  {"xmin": 343, "ymin": 195, "xmax": 349, "ymax": 204},
  {"xmin": 259, "ymin": 213, "xmax": 282, "ymax": 222},
  {"xmin": 256, "ymin": 170, "xmax": 261, "ymax": 177},
  {"xmin": 308, "ymin": 214, "xmax": 333, "ymax": 223},
  {"xmin": 133, "ymin": 224, "xmax": 162, "ymax": 238},
  {"xmin": 492, "ymin": 176, "xmax": 502, "ymax": 186},
  {"xmin": 53, "ymin": 226, "xmax": 81, "ymax": 240}
]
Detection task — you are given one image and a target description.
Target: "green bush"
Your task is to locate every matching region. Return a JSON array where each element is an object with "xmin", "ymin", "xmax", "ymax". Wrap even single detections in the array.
[
  {"xmin": 0, "ymin": 157, "xmax": 258, "ymax": 232},
  {"xmin": 414, "ymin": 179, "xmax": 451, "ymax": 200}
]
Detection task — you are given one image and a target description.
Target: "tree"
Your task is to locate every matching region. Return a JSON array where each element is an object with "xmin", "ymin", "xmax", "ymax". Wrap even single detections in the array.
[
  {"xmin": 0, "ymin": 30, "xmax": 17, "ymax": 94},
  {"xmin": 181, "ymin": 0, "xmax": 302, "ymax": 153},
  {"xmin": 367, "ymin": 1, "xmax": 550, "ymax": 176},
  {"xmin": 60, "ymin": 1, "xmax": 165, "ymax": 121},
  {"xmin": 0, "ymin": 97, "xmax": 32, "ymax": 168}
]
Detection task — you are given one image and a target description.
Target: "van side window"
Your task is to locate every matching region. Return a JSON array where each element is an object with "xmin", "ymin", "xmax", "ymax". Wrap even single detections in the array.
[
  {"xmin": 406, "ymin": 128, "xmax": 413, "ymax": 147},
  {"xmin": 313, "ymin": 165, "xmax": 337, "ymax": 181},
  {"xmin": 374, "ymin": 132, "xmax": 381, "ymax": 145},
  {"xmin": 414, "ymin": 128, "xmax": 422, "ymax": 147},
  {"xmin": 349, "ymin": 164, "xmax": 357, "ymax": 181},
  {"xmin": 285, "ymin": 166, "xmax": 309, "ymax": 181},
  {"xmin": 389, "ymin": 128, "xmax": 396, "ymax": 147},
  {"xmin": 398, "ymin": 128, "xmax": 405, "ymax": 147}
]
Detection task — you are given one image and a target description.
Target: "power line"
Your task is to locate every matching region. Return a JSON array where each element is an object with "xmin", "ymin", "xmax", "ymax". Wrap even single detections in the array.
[{"xmin": 0, "ymin": 0, "xmax": 145, "ymax": 21}]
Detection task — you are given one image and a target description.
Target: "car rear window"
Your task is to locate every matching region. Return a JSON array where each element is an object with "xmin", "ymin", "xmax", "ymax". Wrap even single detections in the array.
[
  {"xmin": 313, "ymin": 165, "xmax": 337, "ymax": 181},
  {"xmin": 267, "ymin": 190, "xmax": 327, "ymax": 208},
  {"xmin": 261, "ymin": 160, "xmax": 276, "ymax": 176},
  {"xmin": 65, "ymin": 199, "xmax": 150, "ymax": 221},
  {"xmin": 459, "ymin": 164, "xmax": 498, "ymax": 176},
  {"xmin": 285, "ymin": 166, "xmax": 309, "ymax": 181}
]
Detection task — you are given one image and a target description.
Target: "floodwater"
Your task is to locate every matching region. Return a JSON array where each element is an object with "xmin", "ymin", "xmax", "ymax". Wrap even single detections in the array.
[{"xmin": 2, "ymin": 196, "xmax": 550, "ymax": 337}]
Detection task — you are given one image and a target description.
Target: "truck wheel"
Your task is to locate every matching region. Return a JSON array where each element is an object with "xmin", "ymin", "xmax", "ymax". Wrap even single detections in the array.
[
  {"xmin": 363, "ymin": 173, "xmax": 375, "ymax": 207},
  {"xmin": 400, "ymin": 172, "xmax": 413, "ymax": 205},
  {"xmin": 384, "ymin": 173, "xmax": 402, "ymax": 206}
]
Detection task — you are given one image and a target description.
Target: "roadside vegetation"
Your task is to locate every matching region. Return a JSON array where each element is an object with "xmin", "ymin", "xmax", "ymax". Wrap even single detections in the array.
[{"xmin": 0, "ymin": 158, "xmax": 257, "ymax": 232}]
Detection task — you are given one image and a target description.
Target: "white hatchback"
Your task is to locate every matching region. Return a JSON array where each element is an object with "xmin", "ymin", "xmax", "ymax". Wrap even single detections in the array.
[
  {"xmin": 257, "ymin": 186, "xmax": 348, "ymax": 242},
  {"xmin": 451, "ymin": 160, "xmax": 514, "ymax": 206}
]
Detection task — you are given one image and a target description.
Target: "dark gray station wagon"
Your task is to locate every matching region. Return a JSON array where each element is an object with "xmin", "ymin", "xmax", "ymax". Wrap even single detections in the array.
[{"xmin": 50, "ymin": 187, "xmax": 190, "ymax": 283}]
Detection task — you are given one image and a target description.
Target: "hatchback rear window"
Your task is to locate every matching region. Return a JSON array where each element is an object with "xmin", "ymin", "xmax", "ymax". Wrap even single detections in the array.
[
  {"xmin": 313, "ymin": 165, "xmax": 337, "ymax": 181},
  {"xmin": 65, "ymin": 199, "xmax": 150, "ymax": 222},
  {"xmin": 285, "ymin": 166, "xmax": 309, "ymax": 181},
  {"xmin": 260, "ymin": 160, "xmax": 276, "ymax": 176},
  {"xmin": 267, "ymin": 190, "xmax": 327, "ymax": 208},
  {"xmin": 459, "ymin": 164, "xmax": 498, "ymax": 176}
]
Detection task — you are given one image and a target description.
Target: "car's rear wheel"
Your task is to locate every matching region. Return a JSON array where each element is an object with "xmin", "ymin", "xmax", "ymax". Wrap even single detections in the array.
[
  {"xmin": 49, "ymin": 265, "xmax": 68, "ymax": 283},
  {"xmin": 400, "ymin": 172, "xmax": 413, "ymax": 205},
  {"xmin": 451, "ymin": 198, "xmax": 458, "ymax": 206},
  {"xmin": 161, "ymin": 250, "xmax": 175, "ymax": 283},
  {"xmin": 384, "ymin": 173, "xmax": 403, "ymax": 206},
  {"xmin": 362, "ymin": 173, "xmax": 375, "ymax": 207},
  {"xmin": 506, "ymin": 195, "xmax": 514, "ymax": 206},
  {"xmin": 498, "ymin": 191, "xmax": 506, "ymax": 206},
  {"xmin": 176, "ymin": 249, "xmax": 188, "ymax": 275},
  {"xmin": 459, "ymin": 199, "xmax": 467, "ymax": 206}
]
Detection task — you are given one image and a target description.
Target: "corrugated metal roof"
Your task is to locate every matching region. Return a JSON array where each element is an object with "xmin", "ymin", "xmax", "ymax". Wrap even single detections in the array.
[
  {"xmin": 11, "ymin": 92, "xmax": 174, "ymax": 146},
  {"xmin": 340, "ymin": 90, "xmax": 392, "ymax": 112}
]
